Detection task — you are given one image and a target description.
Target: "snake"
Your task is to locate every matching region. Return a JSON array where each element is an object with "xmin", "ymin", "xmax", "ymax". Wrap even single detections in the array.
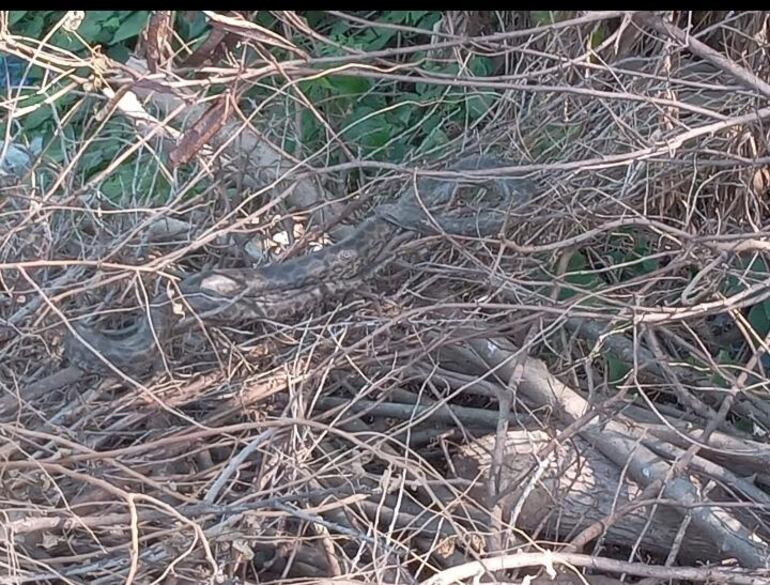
[{"xmin": 64, "ymin": 156, "xmax": 536, "ymax": 376}]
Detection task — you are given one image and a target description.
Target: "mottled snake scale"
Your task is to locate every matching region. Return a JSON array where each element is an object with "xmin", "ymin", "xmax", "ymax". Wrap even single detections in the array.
[{"xmin": 64, "ymin": 156, "xmax": 535, "ymax": 375}]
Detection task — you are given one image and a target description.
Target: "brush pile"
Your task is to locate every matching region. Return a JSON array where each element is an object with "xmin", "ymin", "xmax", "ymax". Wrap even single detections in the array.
[{"xmin": 2, "ymin": 11, "xmax": 770, "ymax": 585}]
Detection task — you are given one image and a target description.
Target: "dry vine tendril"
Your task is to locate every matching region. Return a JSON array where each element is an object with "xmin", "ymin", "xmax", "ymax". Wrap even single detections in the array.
[{"xmin": 64, "ymin": 156, "xmax": 536, "ymax": 376}]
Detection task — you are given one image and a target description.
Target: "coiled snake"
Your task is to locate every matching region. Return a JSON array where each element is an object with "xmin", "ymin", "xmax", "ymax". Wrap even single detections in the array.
[{"xmin": 64, "ymin": 156, "xmax": 535, "ymax": 375}]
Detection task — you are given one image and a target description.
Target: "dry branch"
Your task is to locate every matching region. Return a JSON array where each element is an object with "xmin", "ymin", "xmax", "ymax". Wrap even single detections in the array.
[
  {"xmin": 4, "ymin": 9, "xmax": 770, "ymax": 585},
  {"xmin": 452, "ymin": 337, "xmax": 770, "ymax": 568},
  {"xmin": 453, "ymin": 430, "xmax": 728, "ymax": 562}
]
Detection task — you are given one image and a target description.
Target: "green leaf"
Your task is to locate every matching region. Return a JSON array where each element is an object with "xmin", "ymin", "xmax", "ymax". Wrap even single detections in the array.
[
  {"xmin": 329, "ymin": 20, "xmax": 349, "ymax": 38},
  {"xmin": 364, "ymin": 28, "xmax": 396, "ymax": 51},
  {"xmin": 51, "ymin": 30, "xmax": 82, "ymax": 51},
  {"xmin": 80, "ymin": 144, "xmax": 118, "ymax": 175},
  {"xmin": 104, "ymin": 16, "xmax": 121, "ymax": 30},
  {"xmin": 392, "ymin": 104, "xmax": 412, "ymax": 126},
  {"xmin": 304, "ymin": 12, "xmax": 325, "ymax": 28},
  {"xmin": 300, "ymin": 109, "xmax": 321, "ymax": 143},
  {"xmin": 406, "ymin": 11, "xmax": 429, "ymax": 24},
  {"xmin": 607, "ymin": 355, "xmax": 630, "ymax": 385},
  {"xmin": 419, "ymin": 112, "xmax": 442, "ymax": 135},
  {"xmin": 22, "ymin": 13, "xmax": 46, "ymax": 38},
  {"xmin": 387, "ymin": 139, "xmax": 409, "ymax": 161},
  {"xmin": 558, "ymin": 252, "xmax": 604, "ymax": 300},
  {"xmin": 416, "ymin": 12, "xmax": 442, "ymax": 30},
  {"xmin": 343, "ymin": 107, "xmax": 391, "ymax": 151},
  {"xmin": 467, "ymin": 94, "xmax": 494, "ymax": 119},
  {"xmin": 532, "ymin": 11, "xmax": 555, "ymax": 26},
  {"xmin": 384, "ymin": 11, "xmax": 410, "ymax": 24},
  {"xmin": 21, "ymin": 105, "xmax": 53, "ymax": 131},
  {"xmin": 567, "ymin": 252, "xmax": 587, "ymax": 271},
  {"xmin": 734, "ymin": 417, "xmax": 754, "ymax": 434},
  {"xmin": 468, "ymin": 56, "xmax": 493, "ymax": 77},
  {"xmin": 111, "ymin": 11, "xmax": 149, "ymax": 43},
  {"xmin": 254, "ymin": 12, "xmax": 277, "ymax": 29},
  {"xmin": 710, "ymin": 349, "xmax": 736, "ymax": 389},
  {"xmin": 419, "ymin": 126, "xmax": 448, "ymax": 152},
  {"xmin": 185, "ymin": 12, "xmax": 209, "ymax": 38},
  {"xmin": 327, "ymin": 75, "xmax": 370, "ymax": 95},
  {"xmin": 77, "ymin": 13, "xmax": 109, "ymax": 42},
  {"xmin": 639, "ymin": 256, "xmax": 659, "ymax": 274},
  {"xmin": 9, "ymin": 11, "xmax": 28, "ymax": 26},
  {"xmin": 591, "ymin": 26, "xmax": 607, "ymax": 49},
  {"xmin": 107, "ymin": 44, "xmax": 130, "ymax": 63},
  {"xmin": 298, "ymin": 77, "xmax": 330, "ymax": 99},
  {"xmin": 749, "ymin": 301, "xmax": 770, "ymax": 338},
  {"xmin": 101, "ymin": 173, "xmax": 126, "ymax": 201},
  {"xmin": 90, "ymin": 11, "xmax": 118, "ymax": 23}
]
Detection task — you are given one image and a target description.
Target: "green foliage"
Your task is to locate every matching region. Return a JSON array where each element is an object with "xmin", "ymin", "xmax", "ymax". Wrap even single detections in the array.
[
  {"xmin": 717, "ymin": 254, "xmax": 770, "ymax": 342},
  {"xmin": 292, "ymin": 58, "xmax": 497, "ymax": 161},
  {"xmin": 603, "ymin": 230, "xmax": 660, "ymax": 283},
  {"xmin": 531, "ymin": 122, "xmax": 583, "ymax": 158},
  {"xmin": 9, "ymin": 12, "xmax": 152, "ymax": 58},
  {"xmin": 284, "ymin": 11, "xmax": 495, "ymax": 161},
  {"xmin": 722, "ymin": 255, "xmax": 769, "ymax": 296},
  {"xmin": 532, "ymin": 12, "xmax": 555, "ymax": 26},
  {"xmin": 176, "ymin": 11, "xmax": 209, "ymax": 40},
  {"xmin": 749, "ymin": 301, "xmax": 770, "ymax": 339},
  {"xmin": 710, "ymin": 348, "xmax": 738, "ymax": 390},
  {"xmin": 6, "ymin": 13, "xmax": 145, "ymax": 185},
  {"xmin": 606, "ymin": 354, "xmax": 631, "ymax": 386},
  {"xmin": 307, "ymin": 11, "xmax": 440, "ymax": 55},
  {"xmin": 558, "ymin": 251, "xmax": 604, "ymax": 301},
  {"xmin": 590, "ymin": 24, "xmax": 608, "ymax": 49},
  {"xmin": 6, "ymin": 10, "xmax": 503, "ymax": 194}
]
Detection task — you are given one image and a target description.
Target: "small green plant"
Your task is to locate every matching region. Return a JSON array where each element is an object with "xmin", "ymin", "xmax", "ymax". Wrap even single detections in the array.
[
  {"xmin": 4, "ymin": 11, "xmax": 504, "ymax": 195},
  {"xmin": 602, "ymin": 230, "xmax": 660, "ymax": 283},
  {"xmin": 289, "ymin": 12, "xmax": 496, "ymax": 162},
  {"xmin": 9, "ymin": 11, "xmax": 152, "ymax": 61},
  {"xmin": 557, "ymin": 251, "xmax": 604, "ymax": 301}
]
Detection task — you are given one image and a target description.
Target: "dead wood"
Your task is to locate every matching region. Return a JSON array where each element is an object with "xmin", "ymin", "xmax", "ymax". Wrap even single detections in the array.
[
  {"xmin": 5, "ymin": 10, "xmax": 770, "ymax": 585},
  {"xmin": 448, "ymin": 336, "xmax": 770, "ymax": 568},
  {"xmin": 452, "ymin": 429, "xmax": 725, "ymax": 563}
]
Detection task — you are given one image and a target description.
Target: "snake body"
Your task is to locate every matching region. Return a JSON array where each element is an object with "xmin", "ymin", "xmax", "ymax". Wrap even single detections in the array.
[{"xmin": 65, "ymin": 157, "xmax": 535, "ymax": 375}]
